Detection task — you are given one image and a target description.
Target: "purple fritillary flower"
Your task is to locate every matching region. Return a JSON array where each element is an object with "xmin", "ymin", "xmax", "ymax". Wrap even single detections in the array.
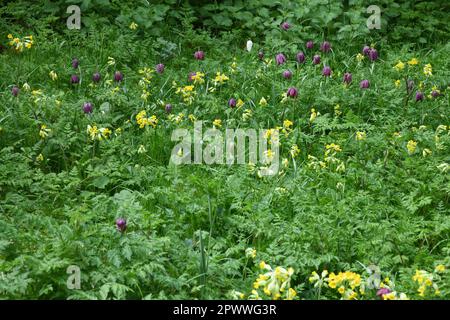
[
  {"xmin": 287, "ymin": 87, "xmax": 298, "ymax": 98},
  {"xmin": 258, "ymin": 51, "xmax": 264, "ymax": 60},
  {"xmin": 276, "ymin": 53, "xmax": 286, "ymax": 65},
  {"xmin": 70, "ymin": 75, "xmax": 80, "ymax": 84},
  {"xmin": 306, "ymin": 41, "xmax": 314, "ymax": 50},
  {"xmin": 320, "ymin": 41, "xmax": 331, "ymax": 53},
  {"xmin": 188, "ymin": 72, "xmax": 196, "ymax": 82},
  {"xmin": 83, "ymin": 102, "xmax": 93, "ymax": 114},
  {"xmin": 165, "ymin": 103, "xmax": 172, "ymax": 113},
  {"xmin": 376, "ymin": 288, "xmax": 392, "ymax": 298},
  {"xmin": 114, "ymin": 71, "xmax": 123, "ymax": 82},
  {"xmin": 416, "ymin": 91, "xmax": 424, "ymax": 101},
  {"xmin": 362, "ymin": 46, "xmax": 371, "ymax": 55},
  {"xmin": 228, "ymin": 98, "xmax": 237, "ymax": 108},
  {"xmin": 116, "ymin": 218, "xmax": 127, "ymax": 233},
  {"xmin": 312, "ymin": 55, "xmax": 321, "ymax": 65},
  {"xmin": 155, "ymin": 63, "xmax": 165, "ymax": 74},
  {"xmin": 368, "ymin": 49, "xmax": 378, "ymax": 61},
  {"xmin": 296, "ymin": 51, "xmax": 306, "ymax": 63},
  {"xmin": 431, "ymin": 90, "xmax": 440, "ymax": 98},
  {"xmin": 72, "ymin": 58, "xmax": 79, "ymax": 69},
  {"xmin": 322, "ymin": 66, "xmax": 332, "ymax": 77},
  {"xmin": 92, "ymin": 72, "xmax": 101, "ymax": 83},
  {"xmin": 194, "ymin": 50, "xmax": 205, "ymax": 60},
  {"xmin": 343, "ymin": 72, "xmax": 352, "ymax": 84},
  {"xmin": 407, "ymin": 79, "xmax": 415, "ymax": 93},
  {"xmin": 360, "ymin": 80, "xmax": 370, "ymax": 89},
  {"xmin": 11, "ymin": 86, "xmax": 19, "ymax": 97},
  {"xmin": 283, "ymin": 70, "xmax": 293, "ymax": 79},
  {"xmin": 280, "ymin": 22, "xmax": 291, "ymax": 30}
]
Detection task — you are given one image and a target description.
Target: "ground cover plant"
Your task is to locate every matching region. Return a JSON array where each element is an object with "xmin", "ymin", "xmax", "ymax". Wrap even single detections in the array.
[{"xmin": 0, "ymin": 1, "xmax": 449, "ymax": 300}]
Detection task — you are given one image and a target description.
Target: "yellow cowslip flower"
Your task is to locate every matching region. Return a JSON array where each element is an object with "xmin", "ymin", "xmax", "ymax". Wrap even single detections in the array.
[
  {"xmin": 245, "ymin": 248, "xmax": 256, "ymax": 259},
  {"xmin": 31, "ymin": 89, "xmax": 42, "ymax": 96},
  {"xmin": 283, "ymin": 119, "xmax": 293, "ymax": 129},
  {"xmin": 129, "ymin": 22, "xmax": 138, "ymax": 30},
  {"xmin": 408, "ymin": 58, "xmax": 419, "ymax": 66},
  {"xmin": 325, "ymin": 143, "xmax": 342, "ymax": 153},
  {"xmin": 23, "ymin": 83, "xmax": 30, "ymax": 91},
  {"xmin": 422, "ymin": 148, "xmax": 432, "ymax": 157},
  {"xmin": 188, "ymin": 114, "xmax": 197, "ymax": 122},
  {"xmin": 99, "ymin": 127, "xmax": 112, "ymax": 139},
  {"xmin": 310, "ymin": 108, "xmax": 317, "ymax": 122},
  {"xmin": 242, "ymin": 109, "xmax": 252, "ymax": 121},
  {"xmin": 395, "ymin": 79, "xmax": 402, "ymax": 88},
  {"xmin": 286, "ymin": 288, "xmax": 297, "ymax": 300},
  {"xmin": 236, "ymin": 99, "xmax": 244, "ymax": 108},
  {"xmin": 338, "ymin": 286, "xmax": 345, "ymax": 294},
  {"xmin": 393, "ymin": 61, "xmax": 405, "ymax": 71},
  {"xmin": 334, "ymin": 104, "xmax": 342, "ymax": 117},
  {"xmin": 406, "ymin": 140, "xmax": 417, "ymax": 154},
  {"xmin": 49, "ymin": 70, "xmax": 58, "ymax": 81},
  {"xmin": 423, "ymin": 63, "xmax": 432, "ymax": 76},
  {"xmin": 138, "ymin": 145, "xmax": 146, "ymax": 154},
  {"xmin": 191, "ymin": 72, "xmax": 205, "ymax": 84},
  {"xmin": 264, "ymin": 149, "xmax": 274, "ymax": 161},
  {"xmin": 382, "ymin": 292, "xmax": 396, "ymax": 300},
  {"xmin": 87, "ymin": 125, "xmax": 99, "ymax": 140},
  {"xmin": 356, "ymin": 53, "xmax": 365, "ymax": 62},
  {"xmin": 36, "ymin": 153, "xmax": 44, "ymax": 162},
  {"xmin": 213, "ymin": 119, "xmax": 222, "ymax": 128},
  {"xmin": 259, "ymin": 97, "xmax": 268, "ymax": 106},
  {"xmin": 282, "ymin": 158, "xmax": 289, "ymax": 167},
  {"xmin": 213, "ymin": 72, "xmax": 229, "ymax": 85},
  {"xmin": 39, "ymin": 124, "xmax": 51, "ymax": 139},
  {"xmin": 356, "ymin": 131, "xmax": 366, "ymax": 141},
  {"xmin": 435, "ymin": 265, "xmax": 446, "ymax": 273},
  {"xmin": 290, "ymin": 144, "xmax": 300, "ymax": 158}
]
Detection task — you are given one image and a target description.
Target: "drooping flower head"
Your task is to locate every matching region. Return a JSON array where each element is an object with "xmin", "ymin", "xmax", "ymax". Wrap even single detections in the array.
[
  {"xmin": 70, "ymin": 74, "xmax": 80, "ymax": 84},
  {"xmin": 228, "ymin": 98, "xmax": 237, "ymax": 108},
  {"xmin": 165, "ymin": 103, "xmax": 172, "ymax": 113},
  {"xmin": 362, "ymin": 45, "xmax": 371, "ymax": 55},
  {"xmin": 320, "ymin": 41, "xmax": 331, "ymax": 53},
  {"xmin": 376, "ymin": 288, "xmax": 392, "ymax": 298},
  {"xmin": 92, "ymin": 72, "xmax": 101, "ymax": 83},
  {"xmin": 155, "ymin": 63, "xmax": 165, "ymax": 74},
  {"xmin": 322, "ymin": 66, "xmax": 332, "ymax": 77},
  {"xmin": 116, "ymin": 218, "xmax": 127, "ymax": 232},
  {"xmin": 258, "ymin": 51, "xmax": 264, "ymax": 60},
  {"xmin": 360, "ymin": 79, "xmax": 370, "ymax": 89},
  {"xmin": 188, "ymin": 72, "xmax": 196, "ymax": 82},
  {"xmin": 287, "ymin": 87, "xmax": 298, "ymax": 98},
  {"xmin": 194, "ymin": 50, "xmax": 205, "ymax": 60},
  {"xmin": 276, "ymin": 53, "xmax": 286, "ymax": 65},
  {"xmin": 283, "ymin": 70, "xmax": 293, "ymax": 79},
  {"xmin": 11, "ymin": 86, "xmax": 19, "ymax": 97},
  {"xmin": 280, "ymin": 22, "xmax": 291, "ymax": 30},
  {"xmin": 431, "ymin": 90, "xmax": 440, "ymax": 98},
  {"xmin": 312, "ymin": 55, "xmax": 321, "ymax": 65},
  {"xmin": 368, "ymin": 49, "xmax": 378, "ymax": 61},
  {"xmin": 83, "ymin": 102, "xmax": 93, "ymax": 114},
  {"xmin": 407, "ymin": 79, "xmax": 415, "ymax": 93},
  {"xmin": 296, "ymin": 51, "xmax": 305, "ymax": 63},
  {"xmin": 306, "ymin": 40, "xmax": 314, "ymax": 50},
  {"xmin": 72, "ymin": 58, "xmax": 79, "ymax": 69},
  {"xmin": 114, "ymin": 71, "xmax": 123, "ymax": 82},
  {"xmin": 415, "ymin": 91, "xmax": 424, "ymax": 101},
  {"xmin": 343, "ymin": 72, "xmax": 352, "ymax": 84}
]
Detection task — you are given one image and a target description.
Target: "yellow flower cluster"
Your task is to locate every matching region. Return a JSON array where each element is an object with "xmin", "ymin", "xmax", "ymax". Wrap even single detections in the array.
[
  {"xmin": 412, "ymin": 269, "xmax": 441, "ymax": 297},
  {"xmin": 39, "ymin": 125, "xmax": 51, "ymax": 139},
  {"xmin": 191, "ymin": 72, "xmax": 205, "ymax": 84},
  {"xmin": 87, "ymin": 125, "xmax": 111, "ymax": 141},
  {"xmin": 406, "ymin": 140, "xmax": 417, "ymax": 154},
  {"xmin": 7, "ymin": 34, "xmax": 34, "ymax": 52},
  {"xmin": 248, "ymin": 262, "xmax": 296, "ymax": 300},
  {"xmin": 176, "ymin": 85, "xmax": 196, "ymax": 104},
  {"xmin": 423, "ymin": 63, "xmax": 432, "ymax": 76},
  {"xmin": 138, "ymin": 67, "xmax": 154, "ymax": 101},
  {"xmin": 136, "ymin": 110, "xmax": 158, "ymax": 128},
  {"xmin": 213, "ymin": 72, "xmax": 229, "ymax": 85},
  {"xmin": 356, "ymin": 131, "xmax": 367, "ymax": 141}
]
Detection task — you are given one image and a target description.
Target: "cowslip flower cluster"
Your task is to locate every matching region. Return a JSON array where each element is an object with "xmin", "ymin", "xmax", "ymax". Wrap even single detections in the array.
[
  {"xmin": 175, "ymin": 85, "xmax": 196, "ymax": 104},
  {"xmin": 7, "ymin": 34, "xmax": 34, "ymax": 52},
  {"xmin": 213, "ymin": 72, "xmax": 229, "ymax": 86},
  {"xmin": 248, "ymin": 261, "xmax": 296, "ymax": 300},
  {"xmin": 136, "ymin": 110, "xmax": 158, "ymax": 128},
  {"xmin": 87, "ymin": 125, "xmax": 112, "ymax": 141},
  {"xmin": 412, "ymin": 266, "xmax": 446, "ymax": 297}
]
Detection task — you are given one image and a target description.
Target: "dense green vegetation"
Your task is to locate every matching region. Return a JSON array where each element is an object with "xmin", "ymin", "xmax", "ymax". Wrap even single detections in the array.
[{"xmin": 0, "ymin": 1, "xmax": 449, "ymax": 300}]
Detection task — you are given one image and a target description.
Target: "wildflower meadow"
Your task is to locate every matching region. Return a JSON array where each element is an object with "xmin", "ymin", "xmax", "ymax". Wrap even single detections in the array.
[{"xmin": 0, "ymin": 0, "xmax": 449, "ymax": 303}]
